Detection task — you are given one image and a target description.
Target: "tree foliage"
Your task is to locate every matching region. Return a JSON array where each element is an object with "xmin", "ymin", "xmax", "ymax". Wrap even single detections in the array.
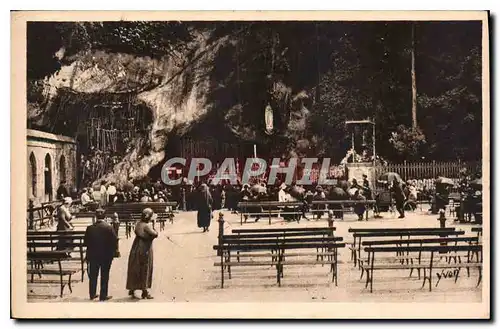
[{"xmin": 27, "ymin": 20, "xmax": 483, "ymax": 162}]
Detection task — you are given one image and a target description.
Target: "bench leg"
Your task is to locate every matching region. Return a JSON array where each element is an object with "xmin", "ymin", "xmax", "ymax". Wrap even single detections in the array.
[
  {"xmin": 276, "ymin": 264, "xmax": 283, "ymax": 287},
  {"xmin": 454, "ymin": 268, "xmax": 461, "ymax": 284},
  {"xmin": 476, "ymin": 266, "xmax": 482, "ymax": 287},
  {"xmin": 80, "ymin": 247, "xmax": 85, "ymax": 282},
  {"xmin": 421, "ymin": 268, "xmax": 428, "ymax": 289},
  {"xmin": 220, "ymin": 261, "xmax": 225, "ymax": 289},
  {"xmin": 68, "ymin": 274, "xmax": 73, "ymax": 293}
]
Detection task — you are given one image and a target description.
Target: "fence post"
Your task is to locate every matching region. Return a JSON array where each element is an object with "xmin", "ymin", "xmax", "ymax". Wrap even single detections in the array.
[
  {"xmin": 217, "ymin": 212, "xmax": 224, "ymax": 256},
  {"xmin": 432, "ymin": 160, "xmax": 437, "ymax": 178},
  {"xmin": 403, "ymin": 160, "xmax": 407, "ymax": 181},
  {"xmin": 28, "ymin": 199, "xmax": 34, "ymax": 230}
]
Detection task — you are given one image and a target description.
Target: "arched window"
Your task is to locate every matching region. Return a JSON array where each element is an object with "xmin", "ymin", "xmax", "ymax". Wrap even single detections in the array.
[
  {"xmin": 44, "ymin": 154, "xmax": 53, "ymax": 201},
  {"xmin": 29, "ymin": 152, "xmax": 37, "ymax": 197},
  {"xmin": 59, "ymin": 155, "xmax": 66, "ymax": 184}
]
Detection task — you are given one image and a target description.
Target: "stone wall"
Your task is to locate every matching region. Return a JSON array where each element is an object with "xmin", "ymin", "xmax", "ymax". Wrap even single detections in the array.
[{"xmin": 27, "ymin": 129, "xmax": 77, "ymax": 205}]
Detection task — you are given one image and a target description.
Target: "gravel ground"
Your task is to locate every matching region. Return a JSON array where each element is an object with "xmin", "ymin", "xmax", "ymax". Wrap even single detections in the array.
[{"xmin": 28, "ymin": 207, "xmax": 483, "ymax": 303}]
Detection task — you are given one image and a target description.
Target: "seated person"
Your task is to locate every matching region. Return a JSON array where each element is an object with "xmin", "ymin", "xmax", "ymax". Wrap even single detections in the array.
[
  {"xmin": 353, "ymin": 190, "xmax": 367, "ymax": 221},
  {"xmin": 312, "ymin": 186, "xmax": 327, "ymax": 219}
]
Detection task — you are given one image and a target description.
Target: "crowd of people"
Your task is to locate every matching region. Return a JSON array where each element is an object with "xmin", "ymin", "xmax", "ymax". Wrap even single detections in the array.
[{"xmin": 47, "ymin": 166, "xmax": 481, "ymax": 302}]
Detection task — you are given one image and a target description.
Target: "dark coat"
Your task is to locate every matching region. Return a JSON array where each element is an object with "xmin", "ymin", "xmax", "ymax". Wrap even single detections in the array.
[
  {"xmin": 126, "ymin": 221, "xmax": 158, "ymax": 290},
  {"xmin": 57, "ymin": 185, "xmax": 69, "ymax": 199},
  {"xmin": 196, "ymin": 188, "xmax": 213, "ymax": 228},
  {"xmin": 84, "ymin": 220, "xmax": 118, "ymax": 262}
]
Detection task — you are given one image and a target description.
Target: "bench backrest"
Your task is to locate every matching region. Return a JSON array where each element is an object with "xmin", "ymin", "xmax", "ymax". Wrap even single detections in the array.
[
  {"xmin": 105, "ymin": 202, "xmax": 177, "ymax": 216},
  {"xmin": 353, "ymin": 230, "xmax": 465, "ymax": 238},
  {"xmin": 362, "ymin": 236, "xmax": 478, "ymax": 246},
  {"xmin": 27, "ymin": 230, "xmax": 86, "ymax": 236},
  {"xmin": 214, "ymin": 242, "xmax": 346, "ymax": 252},
  {"xmin": 348, "ymin": 227, "xmax": 456, "ymax": 233},
  {"xmin": 238, "ymin": 201, "xmax": 304, "ymax": 207},
  {"xmin": 232, "ymin": 227, "xmax": 335, "ymax": 234},
  {"xmin": 27, "ymin": 250, "xmax": 72, "ymax": 261},
  {"xmin": 221, "ymin": 236, "xmax": 343, "ymax": 245},
  {"xmin": 311, "ymin": 200, "xmax": 376, "ymax": 205},
  {"xmin": 365, "ymin": 244, "xmax": 482, "ymax": 253},
  {"xmin": 222, "ymin": 231, "xmax": 335, "ymax": 239}
]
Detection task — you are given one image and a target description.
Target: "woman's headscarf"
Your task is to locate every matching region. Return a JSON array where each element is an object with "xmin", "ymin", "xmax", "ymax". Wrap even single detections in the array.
[
  {"xmin": 141, "ymin": 208, "xmax": 154, "ymax": 222},
  {"xmin": 200, "ymin": 183, "xmax": 212, "ymax": 203}
]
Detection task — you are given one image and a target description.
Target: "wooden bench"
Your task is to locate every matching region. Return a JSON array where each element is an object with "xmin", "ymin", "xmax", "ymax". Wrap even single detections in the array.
[
  {"xmin": 27, "ymin": 231, "xmax": 86, "ymax": 282},
  {"xmin": 131, "ymin": 213, "xmax": 169, "ymax": 232},
  {"xmin": 213, "ymin": 236, "xmax": 345, "ymax": 288},
  {"xmin": 472, "ymin": 227, "xmax": 483, "ymax": 238},
  {"xmin": 27, "ymin": 201, "xmax": 58, "ymax": 230},
  {"xmin": 237, "ymin": 201, "xmax": 304, "ymax": 225},
  {"xmin": 363, "ymin": 244, "xmax": 482, "ymax": 292},
  {"xmin": 348, "ymin": 227, "xmax": 462, "ymax": 267},
  {"xmin": 27, "ymin": 250, "xmax": 78, "ymax": 297},
  {"xmin": 105, "ymin": 202, "xmax": 177, "ymax": 237},
  {"xmin": 310, "ymin": 200, "xmax": 376, "ymax": 220},
  {"xmin": 359, "ymin": 236, "xmax": 479, "ymax": 280}
]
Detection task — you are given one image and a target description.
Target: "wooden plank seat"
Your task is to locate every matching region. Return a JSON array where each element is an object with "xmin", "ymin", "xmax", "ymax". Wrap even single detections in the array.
[
  {"xmin": 27, "ymin": 233, "xmax": 86, "ymax": 282},
  {"xmin": 310, "ymin": 200, "xmax": 376, "ymax": 220},
  {"xmin": 27, "ymin": 250, "xmax": 78, "ymax": 297},
  {"xmin": 362, "ymin": 244, "xmax": 482, "ymax": 292},
  {"xmin": 238, "ymin": 201, "xmax": 304, "ymax": 225},
  {"xmin": 213, "ymin": 239, "xmax": 346, "ymax": 288},
  {"xmin": 232, "ymin": 227, "xmax": 336, "ymax": 234},
  {"xmin": 347, "ymin": 227, "xmax": 459, "ymax": 267}
]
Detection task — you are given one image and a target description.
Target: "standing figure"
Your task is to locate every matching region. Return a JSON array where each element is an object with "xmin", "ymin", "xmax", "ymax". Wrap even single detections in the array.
[
  {"xmin": 126, "ymin": 208, "xmax": 158, "ymax": 299},
  {"xmin": 84, "ymin": 208, "xmax": 118, "ymax": 301},
  {"xmin": 391, "ymin": 180, "xmax": 406, "ymax": 218},
  {"xmin": 107, "ymin": 182, "xmax": 117, "ymax": 205},
  {"xmin": 99, "ymin": 181, "xmax": 107, "ymax": 207},
  {"xmin": 111, "ymin": 212, "xmax": 121, "ymax": 257},
  {"xmin": 196, "ymin": 183, "xmax": 213, "ymax": 232},
  {"xmin": 56, "ymin": 197, "xmax": 75, "ymax": 252}
]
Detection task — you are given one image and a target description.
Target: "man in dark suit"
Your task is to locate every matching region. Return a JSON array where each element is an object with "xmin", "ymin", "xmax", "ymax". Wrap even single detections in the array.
[{"xmin": 84, "ymin": 208, "xmax": 118, "ymax": 301}]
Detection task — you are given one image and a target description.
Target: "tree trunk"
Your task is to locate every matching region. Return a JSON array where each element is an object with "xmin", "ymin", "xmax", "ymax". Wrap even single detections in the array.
[{"xmin": 411, "ymin": 23, "xmax": 417, "ymax": 128}]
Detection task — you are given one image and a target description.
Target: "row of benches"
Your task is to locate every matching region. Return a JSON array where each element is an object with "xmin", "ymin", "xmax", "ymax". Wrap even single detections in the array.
[
  {"xmin": 237, "ymin": 200, "xmax": 376, "ymax": 225},
  {"xmin": 213, "ymin": 216, "xmax": 482, "ymax": 292},
  {"xmin": 213, "ymin": 225, "xmax": 342, "ymax": 288},
  {"xmin": 347, "ymin": 227, "xmax": 482, "ymax": 292},
  {"xmin": 26, "ymin": 202, "xmax": 179, "ymax": 298},
  {"xmin": 103, "ymin": 202, "xmax": 177, "ymax": 238},
  {"xmin": 27, "ymin": 230, "xmax": 86, "ymax": 297}
]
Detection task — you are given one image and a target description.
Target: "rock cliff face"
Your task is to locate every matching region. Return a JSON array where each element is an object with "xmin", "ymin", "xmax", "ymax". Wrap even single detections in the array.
[{"xmin": 29, "ymin": 30, "xmax": 316, "ymax": 186}]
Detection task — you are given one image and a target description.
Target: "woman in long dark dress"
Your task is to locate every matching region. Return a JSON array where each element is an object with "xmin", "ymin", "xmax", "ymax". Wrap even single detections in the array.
[
  {"xmin": 126, "ymin": 208, "xmax": 158, "ymax": 299},
  {"xmin": 196, "ymin": 183, "xmax": 213, "ymax": 232}
]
